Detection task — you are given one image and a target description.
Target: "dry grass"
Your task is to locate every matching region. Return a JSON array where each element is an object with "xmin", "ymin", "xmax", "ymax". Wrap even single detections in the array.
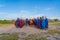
[
  {"xmin": 0, "ymin": 24, "xmax": 13, "ymax": 27},
  {"xmin": 47, "ymin": 30, "xmax": 60, "ymax": 35},
  {"xmin": 23, "ymin": 34, "xmax": 48, "ymax": 40},
  {"xmin": 49, "ymin": 22, "xmax": 60, "ymax": 26},
  {"xmin": 0, "ymin": 33, "xmax": 18, "ymax": 40}
]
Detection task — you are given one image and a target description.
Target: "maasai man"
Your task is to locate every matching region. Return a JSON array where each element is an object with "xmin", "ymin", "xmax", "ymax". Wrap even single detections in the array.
[
  {"xmin": 33, "ymin": 18, "xmax": 36, "ymax": 26},
  {"xmin": 20, "ymin": 19, "xmax": 24, "ymax": 28},
  {"xmin": 36, "ymin": 17, "xmax": 40, "ymax": 29},
  {"xmin": 15, "ymin": 18, "xmax": 20, "ymax": 28},
  {"xmin": 29, "ymin": 19, "xmax": 33, "ymax": 25},
  {"xmin": 40, "ymin": 17, "xmax": 42, "ymax": 29},
  {"xmin": 41, "ymin": 16, "xmax": 46, "ymax": 29},
  {"xmin": 25, "ymin": 18, "xmax": 29, "ymax": 26},
  {"xmin": 45, "ymin": 16, "xmax": 48, "ymax": 29}
]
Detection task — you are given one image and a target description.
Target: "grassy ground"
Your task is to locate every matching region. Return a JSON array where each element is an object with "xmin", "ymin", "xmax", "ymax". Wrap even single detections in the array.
[
  {"xmin": 48, "ymin": 29, "xmax": 60, "ymax": 35},
  {"xmin": 0, "ymin": 24, "xmax": 13, "ymax": 27},
  {"xmin": 0, "ymin": 22, "xmax": 60, "ymax": 40},
  {"xmin": 0, "ymin": 33, "xmax": 18, "ymax": 40},
  {"xmin": 49, "ymin": 22, "xmax": 60, "ymax": 26},
  {"xmin": 0, "ymin": 30, "xmax": 60, "ymax": 40},
  {"xmin": 0, "ymin": 21, "xmax": 60, "ymax": 26},
  {"xmin": 23, "ymin": 34, "xmax": 48, "ymax": 40},
  {"xmin": 23, "ymin": 29, "xmax": 60, "ymax": 40}
]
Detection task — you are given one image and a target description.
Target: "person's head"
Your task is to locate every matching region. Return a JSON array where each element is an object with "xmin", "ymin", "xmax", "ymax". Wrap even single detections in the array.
[
  {"xmin": 45, "ymin": 16, "xmax": 47, "ymax": 19},
  {"xmin": 26, "ymin": 18, "xmax": 28, "ymax": 20},
  {"xmin": 30, "ymin": 19, "xmax": 32, "ymax": 20},
  {"xmin": 17, "ymin": 18, "xmax": 20, "ymax": 20},
  {"xmin": 37, "ymin": 17, "xmax": 39, "ymax": 20},
  {"xmin": 34, "ymin": 18, "xmax": 36, "ymax": 20},
  {"xmin": 42, "ymin": 16, "xmax": 44, "ymax": 19},
  {"xmin": 40, "ymin": 17, "xmax": 42, "ymax": 19}
]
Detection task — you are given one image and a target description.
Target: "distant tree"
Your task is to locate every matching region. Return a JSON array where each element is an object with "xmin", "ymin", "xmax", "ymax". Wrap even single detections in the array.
[
  {"xmin": 0, "ymin": 20, "xmax": 14, "ymax": 24},
  {"xmin": 54, "ymin": 19, "xmax": 59, "ymax": 21}
]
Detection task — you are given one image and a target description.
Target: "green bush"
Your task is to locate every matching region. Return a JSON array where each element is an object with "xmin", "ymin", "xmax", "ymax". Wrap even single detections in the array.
[{"xmin": 0, "ymin": 20, "xmax": 14, "ymax": 24}]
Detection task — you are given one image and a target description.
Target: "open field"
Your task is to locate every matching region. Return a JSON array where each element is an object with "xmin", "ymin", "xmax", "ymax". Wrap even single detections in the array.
[
  {"xmin": 0, "ymin": 22, "xmax": 60, "ymax": 40},
  {"xmin": 0, "ymin": 24, "xmax": 13, "ymax": 27},
  {"xmin": 49, "ymin": 22, "xmax": 60, "ymax": 26},
  {"xmin": 0, "ymin": 21, "xmax": 60, "ymax": 26}
]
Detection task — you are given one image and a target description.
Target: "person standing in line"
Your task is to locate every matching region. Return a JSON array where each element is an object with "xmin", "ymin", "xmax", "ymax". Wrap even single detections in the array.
[
  {"xmin": 40, "ymin": 17, "xmax": 42, "ymax": 29},
  {"xmin": 20, "ymin": 19, "xmax": 24, "ymax": 28},
  {"xmin": 41, "ymin": 16, "xmax": 46, "ymax": 29},
  {"xmin": 36, "ymin": 17, "xmax": 40, "ymax": 29},
  {"xmin": 45, "ymin": 16, "xmax": 48, "ymax": 30},
  {"xmin": 29, "ymin": 19, "xmax": 33, "ymax": 26},
  {"xmin": 33, "ymin": 18, "xmax": 36, "ymax": 26},
  {"xmin": 25, "ymin": 18, "xmax": 29, "ymax": 26},
  {"xmin": 15, "ymin": 18, "xmax": 20, "ymax": 28}
]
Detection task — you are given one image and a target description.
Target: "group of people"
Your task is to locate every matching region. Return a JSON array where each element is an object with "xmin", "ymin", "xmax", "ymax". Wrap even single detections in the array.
[{"xmin": 14, "ymin": 16, "xmax": 48, "ymax": 30}]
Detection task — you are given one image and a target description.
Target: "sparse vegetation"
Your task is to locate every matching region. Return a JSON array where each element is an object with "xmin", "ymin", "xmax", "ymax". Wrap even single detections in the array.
[
  {"xmin": 0, "ymin": 20, "xmax": 14, "ymax": 24},
  {"xmin": 48, "ymin": 30, "xmax": 60, "ymax": 35},
  {"xmin": 20, "ymin": 32, "xmax": 26, "ymax": 36},
  {"xmin": 49, "ymin": 21, "xmax": 60, "ymax": 26},
  {"xmin": 0, "ymin": 19, "xmax": 60, "ymax": 40},
  {"xmin": 37, "ymin": 37, "xmax": 48, "ymax": 40},
  {"xmin": 0, "ymin": 33, "xmax": 18, "ymax": 40},
  {"xmin": 23, "ymin": 34, "xmax": 48, "ymax": 40}
]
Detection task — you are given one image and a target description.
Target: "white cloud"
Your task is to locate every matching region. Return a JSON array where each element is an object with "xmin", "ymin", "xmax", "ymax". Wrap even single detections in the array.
[
  {"xmin": 0, "ymin": 10, "xmax": 60, "ymax": 20},
  {"xmin": 0, "ymin": 10, "xmax": 31, "ymax": 20},
  {"xmin": 19, "ymin": 10, "xmax": 38, "ymax": 18},
  {"xmin": 19, "ymin": 10, "xmax": 45, "ymax": 19},
  {"xmin": 0, "ymin": 10, "xmax": 45, "ymax": 20},
  {"xmin": 48, "ymin": 16, "xmax": 60, "ymax": 20}
]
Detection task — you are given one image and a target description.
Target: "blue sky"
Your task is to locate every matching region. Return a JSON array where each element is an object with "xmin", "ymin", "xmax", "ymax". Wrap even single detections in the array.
[{"xmin": 0, "ymin": 0, "xmax": 60, "ymax": 20}]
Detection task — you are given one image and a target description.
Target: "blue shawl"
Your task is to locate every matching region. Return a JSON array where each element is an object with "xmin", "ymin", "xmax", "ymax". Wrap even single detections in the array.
[
  {"xmin": 42, "ymin": 19, "xmax": 45, "ymax": 29},
  {"xmin": 36, "ymin": 19, "xmax": 40, "ymax": 25},
  {"xmin": 45, "ymin": 18, "xmax": 48, "ymax": 27}
]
